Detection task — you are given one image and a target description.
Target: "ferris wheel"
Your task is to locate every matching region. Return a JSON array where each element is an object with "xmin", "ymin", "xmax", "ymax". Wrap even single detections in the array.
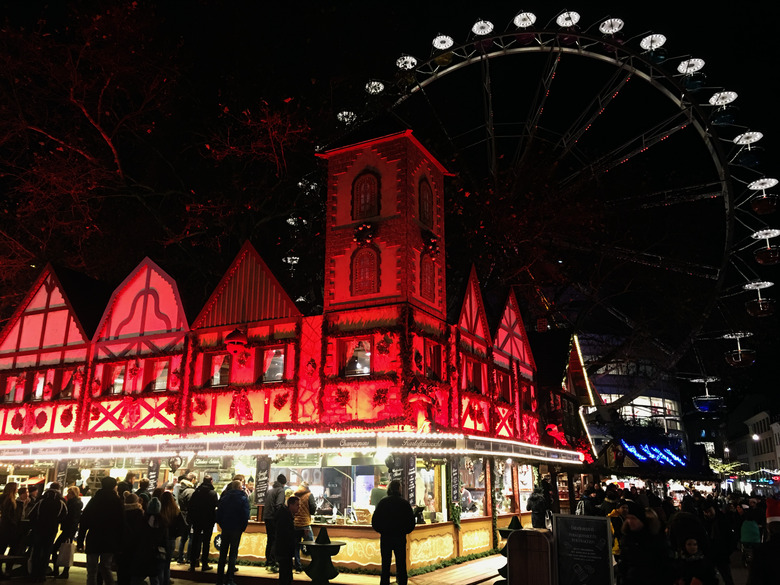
[{"xmin": 332, "ymin": 9, "xmax": 778, "ymax": 404}]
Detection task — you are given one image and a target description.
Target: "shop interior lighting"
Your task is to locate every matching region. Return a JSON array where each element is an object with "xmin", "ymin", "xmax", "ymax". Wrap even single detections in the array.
[
  {"xmin": 513, "ymin": 12, "xmax": 536, "ymax": 28},
  {"xmin": 640, "ymin": 33, "xmax": 666, "ymax": 51},
  {"xmin": 709, "ymin": 91, "xmax": 738, "ymax": 106},
  {"xmin": 599, "ymin": 18, "xmax": 624, "ymax": 35},
  {"xmin": 677, "ymin": 58, "xmax": 705, "ymax": 74},
  {"xmin": 432, "ymin": 34, "xmax": 454, "ymax": 50}
]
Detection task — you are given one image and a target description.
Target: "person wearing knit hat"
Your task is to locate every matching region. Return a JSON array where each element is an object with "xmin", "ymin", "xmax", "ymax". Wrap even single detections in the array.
[
  {"xmin": 117, "ymin": 492, "xmax": 146, "ymax": 585},
  {"xmin": 766, "ymin": 495, "xmax": 780, "ymax": 524}
]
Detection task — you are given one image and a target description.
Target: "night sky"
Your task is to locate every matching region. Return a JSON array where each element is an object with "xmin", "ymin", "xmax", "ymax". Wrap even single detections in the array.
[{"xmin": 2, "ymin": 1, "xmax": 779, "ymax": 423}]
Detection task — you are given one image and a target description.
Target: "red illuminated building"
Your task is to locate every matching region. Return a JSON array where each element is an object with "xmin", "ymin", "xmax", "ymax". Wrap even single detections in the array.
[{"xmin": 0, "ymin": 130, "xmax": 582, "ymax": 568}]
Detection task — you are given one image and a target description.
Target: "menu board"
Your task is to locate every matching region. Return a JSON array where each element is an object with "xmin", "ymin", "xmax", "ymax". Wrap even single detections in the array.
[
  {"xmin": 553, "ymin": 515, "xmax": 614, "ymax": 585},
  {"xmin": 147, "ymin": 459, "xmax": 160, "ymax": 490},
  {"xmin": 405, "ymin": 455, "xmax": 416, "ymax": 504},
  {"xmin": 450, "ymin": 456, "xmax": 460, "ymax": 504},
  {"xmin": 255, "ymin": 455, "xmax": 270, "ymax": 505}
]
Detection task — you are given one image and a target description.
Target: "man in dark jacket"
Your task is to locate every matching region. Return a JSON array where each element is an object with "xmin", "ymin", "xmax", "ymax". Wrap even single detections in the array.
[
  {"xmin": 262, "ymin": 474, "xmax": 287, "ymax": 572},
  {"xmin": 701, "ymin": 501, "xmax": 736, "ymax": 585},
  {"xmin": 276, "ymin": 496, "xmax": 300, "ymax": 585},
  {"xmin": 175, "ymin": 473, "xmax": 196, "ymax": 564},
  {"xmin": 187, "ymin": 474, "xmax": 218, "ymax": 572},
  {"xmin": 78, "ymin": 476, "xmax": 123, "ymax": 585},
  {"xmin": 215, "ymin": 481, "xmax": 250, "ymax": 585},
  {"xmin": 28, "ymin": 482, "xmax": 68, "ymax": 581},
  {"xmin": 525, "ymin": 486, "xmax": 548, "ymax": 528},
  {"xmin": 371, "ymin": 480, "xmax": 416, "ymax": 585}
]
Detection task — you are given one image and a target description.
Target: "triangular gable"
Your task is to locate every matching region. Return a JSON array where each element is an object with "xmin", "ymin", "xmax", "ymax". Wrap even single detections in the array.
[
  {"xmin": 0, "ymin": 265, "xmax": 90, "ymax": 369},
  {"xmin": 565, "ymin": 334, "xmax": 604, "ymax": 406},
  {"xmin": 457, "ymin": 266, "xmax": 491, "ymax": 343},
  {"xmin": 93, "ymin": 258, "xmax": 188, "ymax": 355},
  {"xmin": 493, "ymin": 289, "xmax": 537, "ymax": 371},
  {"xmin": 193, "ymin": 241, "xmax": 301, "ymax": 330}
]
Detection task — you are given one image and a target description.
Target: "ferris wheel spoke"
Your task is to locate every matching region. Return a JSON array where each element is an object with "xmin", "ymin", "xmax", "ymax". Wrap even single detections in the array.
[
  {"xmin": 511, "ymin": 50, "xmax": 562, "ymax": 168},
  {"xmin": 560, "ymin": 108, "xmax": 694, "ymax": 187},
  {"xmin": 479, "ymin": 56, "xmax": 498, "ymax": 182},
  {"xmin": 605, "ymin": 181, "xmax": 726, "ymax": 210},
  {"xmin": 555, "ymin": 69, "xmax": 633, "ymax": 156}
]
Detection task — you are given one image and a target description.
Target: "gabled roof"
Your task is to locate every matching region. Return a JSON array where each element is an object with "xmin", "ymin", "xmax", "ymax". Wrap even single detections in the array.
[
  {"xmin": 94, "ymin": 257, "xmax": 188, "ymax": 342},
  {"xmin": 492, "ymin": 289, "xmax": 537, "ymax": 370},
  {"xmin": 456, "ymin": 266, "xmax": 491, "ymax": 344},
  {"xmin": 193, "ymin": 241, "xmax": 301, "ymax": 329},
  {"xmin": 0, "ymin": 265, "xmax": 91, "ymax": 363}
]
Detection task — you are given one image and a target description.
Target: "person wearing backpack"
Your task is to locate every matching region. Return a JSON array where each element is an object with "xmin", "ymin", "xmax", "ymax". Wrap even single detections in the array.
[
  {"xmin": 262, "ymin": 474, "xmax": 287, "ymax": 573},
  {"xmin": 576, "ymin": 486, "xmax": 601, "ymax": 516},
  {"xmin": 175, "ymin": 473, "xmax": 196, "ymax": 564},
  {"xmin": 525, "ymin": 486, "xmax": 548, "ymax": 528}
]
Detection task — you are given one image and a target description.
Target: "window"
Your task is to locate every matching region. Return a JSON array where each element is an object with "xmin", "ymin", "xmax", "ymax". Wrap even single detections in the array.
[
  {"xmin": 341, "ymin": 339, "xmax": 372, "ymax": 377},
  {"xmin": 56, "ymin": 368, "xmax": 77, "ymax": 399},
  {"xmin": 104, "ymin": 363, "xmax": 127, "ymax": 395},
  {"xmin": 205, "ymin": 353, "xmax": 231, "ymax": 387},
  {"xmin": 419, "ymin": 180, "xmax": 433, "ymax": 227},
  {"xmin": 352, "ymin": 173, "xmax": 379, "ymax": 220},
  {"xmin": 143, "ymin": 359, "xmax": 170, "ymax": 392},
  {"xmin": 420, "ymin": 254, "xmax": 435, "ymax": 301},
  {"xmin": 462, "ymin": 357, "xmax": 484, "ymax": 393},
  {"xmin": 351, "ymin": 247, "xmax": 379, "ymax": 295},
  {"xmin": 424, "ymin": 340, "xmax": 442, "ymax": 381},
  {"xmin": 496, "ymin": 370, "xmax": 511, "ymax": 402},
  {"xmin": 261, "ymin": 348, "xmax": 285, "ymax": 383}
]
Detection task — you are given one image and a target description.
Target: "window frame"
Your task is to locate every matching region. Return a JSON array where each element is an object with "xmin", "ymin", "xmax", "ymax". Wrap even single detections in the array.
[
  {"xmin": 203, "ymin": 352, "xmax": 231, "ymax": 388},
  {"xmin": 351, "ymin": 246, "xmax": 380, "ymax": 296},
  {"xmin": 419, "ymin": 179, "xmax": 433, "ymax": 227},
  {"xmin": 259, "ymin": 346, "xmax": 286, "ymax": 383},
  {"xmin": 420, "ymin": 253, "xmax": 435, "ymax": 301},
  {"xmin": 340, "ymin": 337, "xmax": 373, "ymax": 378},
  {"xmin": 424, "ymin": 339, "xmax": 442, "ymax": 381},
  {"xmin": 351, "ymin": 172, "xmax": 380, "ymax": 221}
]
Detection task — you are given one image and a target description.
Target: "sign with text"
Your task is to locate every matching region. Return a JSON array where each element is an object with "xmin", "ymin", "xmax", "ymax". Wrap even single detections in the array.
[
  {"xmin": 254, "ymin": 456, "xmax": 270, "ymax": 505},
  {"xmin": 147, "ymin": 459, "xmax": 160, "ymax": 491},
  {"xmin": 553, "ymin": 514, "xmax": 614, "ymax": 585}
]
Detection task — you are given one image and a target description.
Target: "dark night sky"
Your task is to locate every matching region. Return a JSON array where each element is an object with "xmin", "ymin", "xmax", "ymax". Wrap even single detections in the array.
[{"xmin": 2, "ymin": 2, "xmax": 779, "ymax": 420}]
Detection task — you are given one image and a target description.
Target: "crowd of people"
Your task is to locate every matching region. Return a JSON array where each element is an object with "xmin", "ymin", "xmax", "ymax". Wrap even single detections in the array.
[
  {"xmin": 574, "ymin": 483, "xmax": 780, "ymax": 585},
  {"xmin": 0, "ymin": 472, "xmax": 252, "ymax": 585}
]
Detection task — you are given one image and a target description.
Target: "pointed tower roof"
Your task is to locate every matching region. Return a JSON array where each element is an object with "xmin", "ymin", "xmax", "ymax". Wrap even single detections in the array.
[
  {"xmin": 456, "ymin": 265, "xmax": 491, "ymax": 344},
  {"xmin": 0, "ymin": 265, "xmax": 92, "ymax": 368},
  {"xmin": 193, "ymin": 241, "xmax": 301, "ymax": 329}
]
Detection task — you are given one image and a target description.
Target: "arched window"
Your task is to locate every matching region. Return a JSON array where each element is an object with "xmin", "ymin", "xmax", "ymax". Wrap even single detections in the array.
[
  {"xmin": 352, "ymin": 247, "xmax": 379, "ymax": 295},
  {"xmin": 352, "ymin": 173, "xmax": 379, "ymax": 220},
  {"xmin": 419, "ymin": 180, "xmax": 433, "ymax": 227},
  {"xmin": 420, "ymin": 254, "xmax": 435, "ymax": 301}
]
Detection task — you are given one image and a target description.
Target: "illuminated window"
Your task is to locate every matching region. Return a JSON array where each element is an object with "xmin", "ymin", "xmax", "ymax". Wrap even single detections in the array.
[
  {"xmin": 496, "ymin": 370, "xmax": 511, "ymax": 402},
  {"xmin": 424, "ymin": 339, "xmax": 442, "ymax": 381},
  {"xmin": 104, "ymin": 363, "xmax": 127, "ymax": 395},
  {"xmin": 351, "ymin": 247, "xmax": 379, "ymax": 295},
  {"xmin": 420, "ymin": 254, "xmax": 435, "ymax": 301},
  {"xmin": 143, "ymin": 358, "xmax": 170, "ymax": 392},
  {"xmin": 352, "ymin": 172, "xmax": 379, "ymax": 220},
  {"xmin": 204, "ymin": 353, "xmax": 231, "ymax": 387},
  {"xmin": 56, "ymin": 368, "xmax": 76, "ymax": 399},
  {"xmin": 261, "ymin": 348, "xmax": 285, "ymax": 383},
  {"xmin": 462, "ymin": 357, "xmax": 484, "ymax": 393},
  {"xmin": 419, "ymin": 180, "xmax": 433, "ymax": 227},
  {"xmin": 0, "ymin": 373, "xmax": 17, "ymax": 403},
  {"xmin": 341, "ymin": 339, "xmax": 372, "ymax": 377}
]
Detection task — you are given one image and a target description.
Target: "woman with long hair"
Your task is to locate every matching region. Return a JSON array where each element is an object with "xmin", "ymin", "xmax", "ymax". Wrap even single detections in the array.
[
  {"xmin": 159, "ymin": 491, "xmax": 180, "ymax": 585},
  {"xmin": 0, "ymin": 482, "xmax": 19, "ymax": 576}
]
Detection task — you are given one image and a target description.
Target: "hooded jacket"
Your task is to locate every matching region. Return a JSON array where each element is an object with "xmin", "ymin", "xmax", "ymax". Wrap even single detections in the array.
[
  {"xmin": 188, "ymin": 481, "xmax": 218, "ymax": 527},
  {"xmin": 216, "ymin": 488, "xmax": 250, "ymax": 533},
  {"xmin": 29, "ymin": 488, "xmax": 68, "ymax": 540},
  {"xmin": 78, "ymin": 478, "xmax": 123, "ymax": 553}
]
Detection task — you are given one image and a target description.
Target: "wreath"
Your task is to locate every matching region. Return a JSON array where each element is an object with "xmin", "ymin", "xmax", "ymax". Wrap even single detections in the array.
[
  {"xmin": 60, "ymin": 406, "xmax": 74, "ymax": 428},
  {"xmin": 164, "ymin": 396, "xmax": 180, "ymax": 415},
  {"xmin": 335, "ymin": 387, "xmax": 350, "ymax": 407},
  {"xmin": 11, "ymin": 412, "xmax": 23, "ymax": 431},
  {"xmin": 376, "ymin": 334, "xmax": 392, "ymax": 355},
  {"xmin": 91, "ymin": 405, "xmax": 101, "ymax": 420},
  {"xmin": 353, "ymin": 222, "xmax": 376, "ymax": 245},
  {"xmin": 273, "ymin": 392, "xmax": 289, "ymax": 411},
  {"xmin": 35, "ymin": 411, "xmax": 47, "ymax": 429},
  {"xmin": 372, "ymin": 387, "xmax": 388, "ymax": 407},
  {"xmin": 193, "ymin": 396, "xmax": 208, "ymax": 415},
  {"xmin": 422, "ymin": 230, "xmax": 440, "ymax": 257}
]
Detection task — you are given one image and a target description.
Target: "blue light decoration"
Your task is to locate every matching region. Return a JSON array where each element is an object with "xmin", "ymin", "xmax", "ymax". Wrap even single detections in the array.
[{"xmin": 620, "ymin": 440, "xmax": 687, "ymax": 467}]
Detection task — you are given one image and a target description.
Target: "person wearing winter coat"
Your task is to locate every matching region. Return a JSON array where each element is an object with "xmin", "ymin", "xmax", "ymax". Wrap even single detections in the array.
[
  {"xmin": 175, "ymin": 473, "xmax": 196, "ymax": 564},
  {"xmin": 145, "ymin": 497, "xmax": 170, "ymax": 585},
  {"xmin": 28, "ymin": 482, "xmax": 68, "ymax": 581},
  {"xmin": 675, "ymin": 537, "xmax": 717, "ymax": 585},
  {"xmin": 293, "ymin": 482, "xmax": 317, "ymax": 571},
  {"xmin": 187, "ymin": 475, "xmax": 218, "ymax": 572},
  {"xmin": 215, "ymin": 481, "xmax": 250, "ymax": 585},
  {"xmin": 371, "ymin": 480, "xmax": 416, "ymax": 585},
  {"xmin": 78, "ymin": 476, "xmax": 124, "ymax": 585},
  {"xmin": 263, "ymin": 474, "xmax": 287, "ymax": 571},
  {"xmin": 0, "ymin": 482, "xmax": 20, "ymax": 578},
  {"xmin": 276, "ymin": 496, "xmax": 300, "ymax": 585},
  {"xmin": 525, "ymin": 487, "xmax": 548, "ymax": 529},
  {"xmin": 117, "ymin": 492, "xmax": 147, "ymax": 585},
  {"xmin": 52, "ymin": 486, "xmax": 83, "ymax": 579}
]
